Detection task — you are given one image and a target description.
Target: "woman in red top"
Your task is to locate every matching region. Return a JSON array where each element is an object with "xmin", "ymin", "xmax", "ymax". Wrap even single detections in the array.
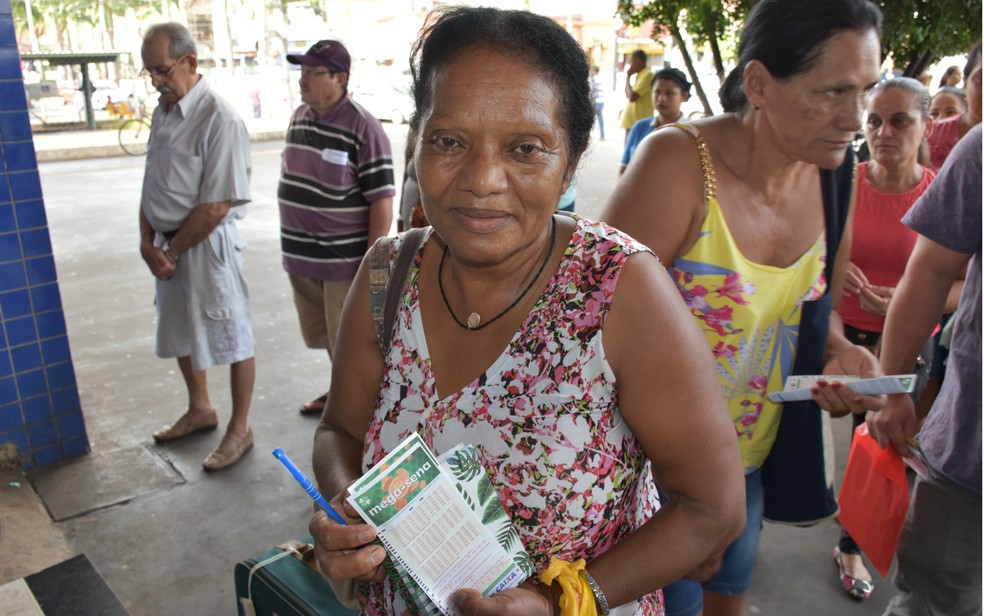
[
  {"xmin": 841, "ymin": 78, "xmax": 935, "ymax": 339},
  {"xmin": 835, "ymin": 77, "xmax": 935, "ymax": 601},
  {"xmin": 837, "ymin": 77, "xmax": 936, "ymax": 601}
]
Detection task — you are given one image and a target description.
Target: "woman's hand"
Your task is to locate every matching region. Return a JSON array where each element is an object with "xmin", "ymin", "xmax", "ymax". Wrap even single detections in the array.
[
  {"xmin": 450, "ymin": 581, "xmax": 555, "ymax": 616},
  {"xmin": 309, "ymin": 495, "xmax": 387, "ymax": 584},
  {"xmin": 813, "ymin": 344, "xmax": 885, "ymax": 417},
  {"xmin": 859, "ymin": 284, "xmax": 894, "ymax": 316},
  {"xmin": 843, "ymin": 262, "xmax": 868, "ymax": 296}
]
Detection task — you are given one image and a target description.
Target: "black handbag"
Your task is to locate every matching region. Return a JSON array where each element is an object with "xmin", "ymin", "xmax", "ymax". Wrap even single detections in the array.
[{"xmin": 760, "ymin": 149, "xmax": 854, "ymax": 525}]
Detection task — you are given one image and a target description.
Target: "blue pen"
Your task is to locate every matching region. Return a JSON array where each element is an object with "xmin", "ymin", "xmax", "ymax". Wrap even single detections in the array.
[{"xmin": 273, "ymin": 448, "xmax": 348, "ymax": 526}]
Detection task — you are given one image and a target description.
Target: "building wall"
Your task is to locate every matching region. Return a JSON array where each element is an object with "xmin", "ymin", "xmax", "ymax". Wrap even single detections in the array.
[{"xmin": 0, "ymin": 0, "xmax": 89, "ymax": 469}]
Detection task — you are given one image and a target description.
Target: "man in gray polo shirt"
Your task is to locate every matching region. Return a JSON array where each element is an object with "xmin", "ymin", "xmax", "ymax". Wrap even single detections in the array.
[{"xmin": 138, "ymin": 22, "xmax": 255, "ymax": 471}]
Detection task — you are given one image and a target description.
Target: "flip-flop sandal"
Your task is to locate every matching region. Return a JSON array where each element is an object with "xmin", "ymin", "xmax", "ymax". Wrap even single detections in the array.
[
  {"xmin": 834, "ymin": 546, "xmax": 874, "ymax": 601},
  {"xmin": 299, "ymin": 392, "xmax": 329, "ymax": 415}
]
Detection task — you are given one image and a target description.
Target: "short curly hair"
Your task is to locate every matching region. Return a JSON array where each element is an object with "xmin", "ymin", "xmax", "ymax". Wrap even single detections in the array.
[{"xmin": 408, "ymin": 6, "xmax": 593, "ymax": 168}]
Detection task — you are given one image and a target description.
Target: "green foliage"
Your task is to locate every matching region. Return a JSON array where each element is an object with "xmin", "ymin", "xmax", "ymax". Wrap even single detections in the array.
[
  {"xmin": 481, "ymin": 496, "xmax": 502, "ymax": 526},
  {"xmin": 617, "ymin": 0, "xmax": 683, "ymax": 29},
  {"xmin": 875, "ymin": 0, "xmax": 982, "ymax": 74},
  {"xmin": 448, "ymin": 446, "xmax": 484, "ymax": 482},
  {"xmin": 683, "ymin": 0, "xmax": 748, "ymax": 48},
  {"xmin": 620, "ymin": 0, "xmax": 982, "ymax": 78},
  {"xmin": 11, "ymin": 0, "xmax": 43, "ymax": 36},
  {"xmin": 496, "ymin": 522, "xmax": 520, "ymax": 552},
  {"xmin": 513, "ymin": 552, "xmax": 535, "ymax": 577}
]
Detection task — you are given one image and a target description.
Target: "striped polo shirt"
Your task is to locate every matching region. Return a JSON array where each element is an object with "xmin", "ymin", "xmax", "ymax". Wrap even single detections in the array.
[{"xmin": 278, "ymin": 95, "xmax": 395, "ymax": 281}]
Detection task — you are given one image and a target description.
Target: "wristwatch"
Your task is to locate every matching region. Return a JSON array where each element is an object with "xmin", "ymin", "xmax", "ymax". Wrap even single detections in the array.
[{"xmin": 162, "ymin": 241, "xmax": 179, "ymax": 263}]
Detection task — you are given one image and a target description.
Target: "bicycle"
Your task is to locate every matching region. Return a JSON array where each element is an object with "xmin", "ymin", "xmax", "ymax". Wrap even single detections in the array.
[{"xmin": 118, "ymin": 110, "xmax": 151, "ymax": 156}]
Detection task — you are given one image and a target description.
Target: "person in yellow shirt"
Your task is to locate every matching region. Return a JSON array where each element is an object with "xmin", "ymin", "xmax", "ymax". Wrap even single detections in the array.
[{"xmin": 620, "ymin": 50, "xmax": 654, "ymax": 141}]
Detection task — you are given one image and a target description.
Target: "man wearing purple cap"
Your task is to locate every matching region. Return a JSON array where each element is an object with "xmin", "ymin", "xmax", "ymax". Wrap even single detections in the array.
[{"xmin": 278, "ymin": 40, "xmax": 395, "ymax": 415}]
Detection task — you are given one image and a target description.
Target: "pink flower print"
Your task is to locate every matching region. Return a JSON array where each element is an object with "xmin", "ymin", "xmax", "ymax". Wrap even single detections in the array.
[
  {"xmin": 747, "ymin": 375, "xmax": 768, "ymax": 392},
  {"xmin": 712, "ymin": 342, "xmax": 738, "ymax": 358},
  {"xmin": 673, "ymin": 269, "xmax": 695, "ymax": 285},
  {"xmin": 678, "ymin": 284, "xmax": 710, "ymax": 311},
  {"xmin": 703, "ymin": 305, "xmax": 733, "ymax": 336},
  {"xmin": 715, "ymin": 273, "xmax": 754, "ymax": 305},
  {"xmin": 573, "ymin": 297, "xmax": 603, "ymax": 328}
]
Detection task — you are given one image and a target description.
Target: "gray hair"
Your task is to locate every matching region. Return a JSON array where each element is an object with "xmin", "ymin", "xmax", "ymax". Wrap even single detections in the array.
[
  {"xmin": 144, "ymin": 22, "xmax": 197, "ymax": 59},
  {"xmin": 869, "ymin": 77, "xmax": 931, "ymax": 120}
]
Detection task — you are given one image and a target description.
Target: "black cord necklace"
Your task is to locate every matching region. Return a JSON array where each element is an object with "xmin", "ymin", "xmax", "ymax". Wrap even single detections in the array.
[{"xmin": 438, "ymin": 216, "xmax": 557, "ymax": 331}]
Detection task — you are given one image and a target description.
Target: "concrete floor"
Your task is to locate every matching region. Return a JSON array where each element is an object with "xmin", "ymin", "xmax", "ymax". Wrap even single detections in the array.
[{"xmin": 17, "ymin": 122, "xmax": 897, "ymax": 615}]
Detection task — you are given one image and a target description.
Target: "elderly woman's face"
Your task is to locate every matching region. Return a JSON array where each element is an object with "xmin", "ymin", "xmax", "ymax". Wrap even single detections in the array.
[
  {"xmin": 415, "ymin": 47, "xmax": 572, "ymax": 262},
  {"xmin": 757, "ymin": 29, "xmax": 881, "ymax": 169},
  {"xmin": 864, "ymin": 87, "xmax": 929, "ymax": 169}
]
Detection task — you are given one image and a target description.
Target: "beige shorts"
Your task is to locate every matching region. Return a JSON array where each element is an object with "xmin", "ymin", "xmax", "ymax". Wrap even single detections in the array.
[
  {"xmin": 288, "ymin": 274, "xmax": 353, "ymax": 357},
  {"xmin": 156, "ymin": 224, "xmax": 254, "ymax": 372}
]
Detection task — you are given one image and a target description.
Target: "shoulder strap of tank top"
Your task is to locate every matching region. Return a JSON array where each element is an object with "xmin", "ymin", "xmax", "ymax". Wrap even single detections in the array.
[{"xmin": 668, "ymin": 123, "xmax": 717, "ymax": 204}]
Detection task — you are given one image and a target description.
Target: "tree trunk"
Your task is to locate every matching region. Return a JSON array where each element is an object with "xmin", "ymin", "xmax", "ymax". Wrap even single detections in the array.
[
  {"xmin": 709, "ymin": 31, "xmax": 725, "ymax": 84},
  {"xmin": 902, "ymin": 50, "xmax": 933, "ymax": 79},
  {"xmin": 671, "ymin": 23, "xmax": 713, "ymax": 116}
]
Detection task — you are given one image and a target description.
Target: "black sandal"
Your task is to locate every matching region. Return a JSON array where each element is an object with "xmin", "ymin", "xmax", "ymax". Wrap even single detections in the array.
[{"xmin": 298, "ymin": 392, "xmax": 329, "ymax": 415}]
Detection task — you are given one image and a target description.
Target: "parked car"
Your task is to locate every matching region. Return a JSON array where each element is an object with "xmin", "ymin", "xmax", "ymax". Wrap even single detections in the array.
[{"xmin": 350, "ymin": 77, "xmax": 414, "ymax": 125}]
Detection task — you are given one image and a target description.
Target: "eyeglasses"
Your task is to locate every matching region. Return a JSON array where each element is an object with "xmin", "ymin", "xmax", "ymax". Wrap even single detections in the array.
[
  {"xmin": 140, "ymin": 54, "xmax": 188, "ymax": 79},
  {"xmin": 300, "ymin": 68, "xmax": 338, "ymax": 80}
]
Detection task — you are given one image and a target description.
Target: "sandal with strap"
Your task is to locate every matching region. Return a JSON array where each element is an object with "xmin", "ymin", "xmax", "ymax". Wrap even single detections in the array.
[
  {"xmin": 834, "ymin": 546, "xmax": 874, "ymax": 601},
  {"xmin": 299, "ymin": 391, "xmax": 329, "ymax": 415}
]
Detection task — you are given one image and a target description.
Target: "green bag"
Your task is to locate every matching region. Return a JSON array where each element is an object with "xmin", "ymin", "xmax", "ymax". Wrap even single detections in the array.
[{"xmin": 234, "ymin": 537, "xmax": 360, "ymax": 616}]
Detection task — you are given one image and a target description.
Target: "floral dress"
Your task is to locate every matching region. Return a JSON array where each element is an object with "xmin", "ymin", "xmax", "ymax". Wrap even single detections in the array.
[{"xmin": 362, "ymin": 215, "xmax": 664, "ymax": 616}]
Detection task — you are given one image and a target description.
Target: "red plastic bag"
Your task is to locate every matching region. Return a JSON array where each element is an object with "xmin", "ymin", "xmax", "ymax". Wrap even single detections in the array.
[{"xmin": 837, "ymin": 423, "xmax": 910, "ymax": 578}]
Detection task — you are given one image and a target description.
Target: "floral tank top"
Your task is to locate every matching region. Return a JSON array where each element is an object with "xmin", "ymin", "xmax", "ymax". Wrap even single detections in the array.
[
  {"xmin": 669, "ymin": 125, "xmax": 827, "ymax": 473},
  {"xmin": 363, "ymin": 215, "xmax": 663, "ymax": 616}
]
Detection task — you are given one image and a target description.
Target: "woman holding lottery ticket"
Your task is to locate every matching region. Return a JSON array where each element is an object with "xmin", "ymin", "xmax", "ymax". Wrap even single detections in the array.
[
  {"xmin": 602, "ymin": 1, "xmax": 889, "ymax": 614},
  {"xmin": 308, "ymin": 7, "xmax": 744, "ymax": 616}
]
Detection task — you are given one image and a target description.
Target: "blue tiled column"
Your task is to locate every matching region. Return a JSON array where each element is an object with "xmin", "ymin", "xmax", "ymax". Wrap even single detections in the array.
[{"xmin": 0, "ymin": 0, "xmax": 89, "ymax": 469}]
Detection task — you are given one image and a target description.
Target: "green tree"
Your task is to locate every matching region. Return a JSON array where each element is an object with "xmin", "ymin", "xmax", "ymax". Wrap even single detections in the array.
[
  {"xmin": 618, "ymin": 0, "xmax": 717, "ymax": 116},
  {"xmin": 682, "ymin": 0, "xmax": 751, "ymax": 84},
  {"xmin": 620, "ymin": 0, "xmax": 982, "ymax": 100},
  {"xmin": 876, "ymin": 0, "xmax": 982, "ymax": 76}
]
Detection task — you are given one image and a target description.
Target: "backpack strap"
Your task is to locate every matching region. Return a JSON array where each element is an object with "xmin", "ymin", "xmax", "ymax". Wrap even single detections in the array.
[{"xmin": 368, "ymin": 227, "xmax": 430, "ymax": 353}]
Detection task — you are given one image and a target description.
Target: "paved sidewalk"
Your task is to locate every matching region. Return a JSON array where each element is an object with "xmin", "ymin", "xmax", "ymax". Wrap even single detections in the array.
[{"xmin": 30, "ymin": 119, "xmax": 286, "ymax": 162}]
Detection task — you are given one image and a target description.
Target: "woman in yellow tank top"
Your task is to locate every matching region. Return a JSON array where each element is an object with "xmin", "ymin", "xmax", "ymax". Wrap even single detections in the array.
[{"xmin": 602, "ymin": 1, "xmax": 887, "ymax": 615}]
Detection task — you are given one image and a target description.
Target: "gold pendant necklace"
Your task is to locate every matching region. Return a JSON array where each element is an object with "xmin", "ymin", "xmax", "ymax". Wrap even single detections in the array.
[{"xmin": 438, "ymin": 216, "xmax": 557, "ymax": 331}]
